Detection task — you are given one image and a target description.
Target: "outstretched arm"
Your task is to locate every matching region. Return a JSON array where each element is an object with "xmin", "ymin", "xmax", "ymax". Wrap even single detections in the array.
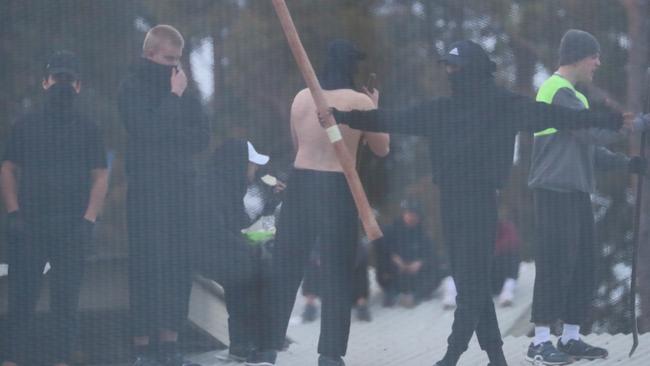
[
  {"xmin": 509, "ymin": 94, "xmax": 623, "ymax": 132},
  {"xmin": 333, "ymin": 98, "xmax": 455, "ymax": 137}
]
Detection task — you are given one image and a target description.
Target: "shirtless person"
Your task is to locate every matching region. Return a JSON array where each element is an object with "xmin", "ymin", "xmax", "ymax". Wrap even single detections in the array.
[{"xmin": 245, "ymin": 39, "xmax": 389, "ymax": 366}]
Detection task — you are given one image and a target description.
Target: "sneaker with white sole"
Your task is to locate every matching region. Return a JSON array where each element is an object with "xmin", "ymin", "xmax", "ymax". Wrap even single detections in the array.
[
  {"xmin": 557, "ymin": 339, "xmax": 608, "ymax": 360},
  {"xmin": 525, "ymin": 341, "xmax": 571, "ymax": 365},
  {"xmin": 245, "ymin": 350, "xmax": 276, "ymax": 366}
]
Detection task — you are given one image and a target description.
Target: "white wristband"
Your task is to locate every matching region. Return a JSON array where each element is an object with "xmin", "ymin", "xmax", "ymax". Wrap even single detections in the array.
[{"xmin": 326, "ymin": 125, "xmax": 343, "ymax": 143}]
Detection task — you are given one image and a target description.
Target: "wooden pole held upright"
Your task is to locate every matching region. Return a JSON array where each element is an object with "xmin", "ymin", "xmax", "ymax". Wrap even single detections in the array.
[{"xmin": 271, "ymin": 0, "xmax": 383, "ymax": 241}]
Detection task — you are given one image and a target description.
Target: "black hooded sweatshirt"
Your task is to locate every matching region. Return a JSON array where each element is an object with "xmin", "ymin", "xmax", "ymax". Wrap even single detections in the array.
[
  {"xmin": 118, "ymin": 58, "xmax": 208, "ymax": 183},
  {"xmin": 319, "ymin": 39, "xmax": 365, "ymax": 91},
  {"xmin": 209, "ymin": 139, "xmax": 251, "ymax": 231},
  {"xmin": 191, "ymin": 139, "xmax": 256, "ymax": 284},
  {"xmin": 333, "ymin": 60, "xmax": 621, "ymax": 190}
]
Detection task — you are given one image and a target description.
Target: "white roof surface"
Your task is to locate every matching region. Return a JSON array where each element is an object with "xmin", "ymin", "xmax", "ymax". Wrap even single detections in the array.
[{"xmin": 191, "ymin": 262, "xmax": 649, "ymax": 365}]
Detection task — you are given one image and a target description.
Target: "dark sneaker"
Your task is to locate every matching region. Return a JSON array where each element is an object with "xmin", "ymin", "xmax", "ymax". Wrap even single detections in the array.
[
  {"xmin": 525, "ymin": 341, "xmax": 571, "ymax": 365},
  {"xmin": 302, "ymin": 303, "xmax": 318, "ymax": 322},
  {"xmin": 159, "ymin": 352, "xmax": 201, "ymax": 366},
  {"xmin": 133, "ymin": 355, "xmax": 162, "ymax": 366},
  {"xmin": 227, "ymin": 343, "xmax": 252, "ymax": 362},
  {"xmin": 356, "ymin": 304, "xmax": 372, "ymax": 322},
  {"xmin": 557, "ymin": 339, "xmax": 608, "ymax": 360},
  {"xmin": 318, "ymin": 355, "xmax": 345, "ymax": 366},
  {"xmin": 214, "ymin": 349, "xmax": 248, "ymax": 363},
  {"xmin": 245, "ymin": 350, "xmax": 277, "ymax": 366}
]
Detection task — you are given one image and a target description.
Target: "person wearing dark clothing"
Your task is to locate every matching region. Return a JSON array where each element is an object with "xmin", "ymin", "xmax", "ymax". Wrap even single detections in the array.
[
  {"xmin": 1, "ymin": 51, "xmax": 109, "ymax": 366},
  {"xmin": 352, "ymin": 237, "xmax": 372, "ymax": 321},
  {"xmin": 245, "ymin": 40, "xmax": 389, "ymax": 366},
  {"xmin": 331, "ymin": 40, "xmax": 624, "ymax": 366},
  {"xmin": 376, "ymin": 202, "xmax": 437, "ymax": 307},
  {"xmin": 254, "ymin": 170, "xmax": 360, "ymax": 365},
  {"xmin": 195, "ymin": 139, "xmax": 272, "ymax": 363},
  {"xmin": 301, "ymin": 236, "xmax": 373, "ymax": 323},
  {"xmin": 117, "ymin": 25, "xmax": 208, "ymax": 366},
  {"xmin": 491, "ymin": 212, "xmax": 521, "ymax": 306},
  {"xmin": 300, "ymin": 243, "xmax": 323, "ymax": 323}
]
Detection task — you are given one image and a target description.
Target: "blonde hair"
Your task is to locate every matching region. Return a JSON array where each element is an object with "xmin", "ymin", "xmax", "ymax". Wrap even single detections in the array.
[{"xmin": 142, "ymin": 25, "xmax": 185, "ymax": 55}]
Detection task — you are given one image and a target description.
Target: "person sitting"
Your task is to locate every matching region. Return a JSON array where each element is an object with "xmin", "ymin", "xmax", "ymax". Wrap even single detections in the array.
[{"xmin": 376, "ymin": 200, "xmax": 438, "ymax": 307}]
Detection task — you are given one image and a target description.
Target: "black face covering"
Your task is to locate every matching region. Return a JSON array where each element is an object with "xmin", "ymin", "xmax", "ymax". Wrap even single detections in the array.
[
  {"xmin": 447, "ymin": 68, "xmax": 494, "ymax": 97},
  {"xmin": 139, "ymin": 58, "xmax": 176, "ymax": 89},
  {"xmin": 44, "ymin": 82, "xmax": 77, "ymax": 119},
  {"xmin": 319, "ymin": 39, "xmax": 365, "ymax": 91}
]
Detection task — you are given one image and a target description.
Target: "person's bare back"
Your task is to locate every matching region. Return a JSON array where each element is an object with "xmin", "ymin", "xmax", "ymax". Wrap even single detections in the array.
[{"xmin": 291, "ymin": 88, "xmax": 389, "ymax": 172}]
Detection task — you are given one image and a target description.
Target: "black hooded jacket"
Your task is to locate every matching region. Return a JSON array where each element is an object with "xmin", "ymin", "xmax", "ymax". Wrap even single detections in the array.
[
  {"xmin": 319, "ymin": 39, "xmax": 365, "ymax": 91},
  {"xmin": 334, "ymin": 72, "xmax": 622, "ymax": 190},
  {"xmin": 191, "ymin": 139, "xmax": 256, "ymax": 284},
  {"xmin": 118, "ymin": 58, "xmax": 209, "ymax": 183},
  {"xmin": 209, "ymin": 139, "xmax": 251, "ymax": 231}
]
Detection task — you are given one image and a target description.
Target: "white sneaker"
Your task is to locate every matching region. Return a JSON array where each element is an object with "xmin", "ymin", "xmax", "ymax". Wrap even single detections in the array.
[{"xmin": 442, "ymin": 276, "xmax": 457, "ymax": 310}]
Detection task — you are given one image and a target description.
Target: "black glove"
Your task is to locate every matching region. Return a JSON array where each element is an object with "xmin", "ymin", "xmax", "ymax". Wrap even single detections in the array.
[
  {"xmin": 6, "ymin": 210, "xmax": 26, "ymax": 241},
  {"xmin": 629, "ymin": 156, "xmax": 647, "ymax": 175},
  {"xmin": 74, "ymin": 218, "xmax": 95, "ymax": 245}
]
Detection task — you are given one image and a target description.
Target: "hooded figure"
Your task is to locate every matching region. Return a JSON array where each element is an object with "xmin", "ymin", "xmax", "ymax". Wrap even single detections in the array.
[
  {"xmin": 211, "ymin": 140, "xmax": 252, "ymax": 231},
  {"xmin": 191, "ymin": 142, "xmax": 258, "ymax": 286},
  {"xmin": 193, "ymin": 139, "xmax": 272, "ymax": 361},
  {"xmin": 439, "ymin": 40, "xmax": 497, "ymax": 97},
  {"xmin": 319, "ymin": 39, "xmax": 366, "ymax": 91}
]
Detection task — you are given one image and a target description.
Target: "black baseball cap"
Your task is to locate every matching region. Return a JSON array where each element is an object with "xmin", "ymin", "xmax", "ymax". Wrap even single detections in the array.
[
  {"xmin": 44, "ymin": 50, "xmax": 81, "ymax": 79},
  {"xmin": 439, "ymin": 40, "xmax": 496, "ymax": 73}
]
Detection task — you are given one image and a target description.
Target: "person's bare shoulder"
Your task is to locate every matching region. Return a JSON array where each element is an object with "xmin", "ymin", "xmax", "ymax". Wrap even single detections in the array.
[
  {"xmin": 292, "ymin": 88, "xmax": 311, "ymax": 104},
  {"xmin": 347, "ymin": 90, "xmax": 376, "ymax": 111}
]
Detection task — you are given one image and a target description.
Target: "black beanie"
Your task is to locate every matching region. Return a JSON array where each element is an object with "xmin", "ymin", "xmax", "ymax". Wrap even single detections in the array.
[{"xmin": 558, "ymin": 29, "xmax": 601, "ymax": 66}]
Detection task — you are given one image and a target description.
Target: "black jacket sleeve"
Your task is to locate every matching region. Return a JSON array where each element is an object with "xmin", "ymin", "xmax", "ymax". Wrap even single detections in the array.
[
  {"xmin": 84, "ymin": 122, "xmax": 108, "ymax": 170},
  {"xmin": 118, "ymin": 80, "xmax": 209, "ymax": 154},
  {"xmin": 333, "ymin": 98, "xmax": 455, "ymax": 136},
  {"xmin": 2, "ymin": 118, "xmax": 26, "ymax": 165},
  {"xmin": 507, "ymin": 93, "xmax": 623, "ymax": 132}
]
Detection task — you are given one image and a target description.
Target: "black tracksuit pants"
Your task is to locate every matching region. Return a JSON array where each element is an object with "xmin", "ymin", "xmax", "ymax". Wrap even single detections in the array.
[
  {"xmin": 223, "ymin": 278, "xmax": 262, "ymax": 351},
  {"xmin": 440, "ymin": 183, "xmax": 503, "ymax": 356},
  {"xmin": 491, "ymin": 252, "xmax": 520, "ymax": 294},
  {"xmin": 127, "ymin": 178, "xmax": 193, "ymax": 337},
  {"xmin": 5, "ymin": 218, "xmax": 85, "ymax": 364},
  {"xmin": 256, "ymin": 169, "xmax": 358, "ymax": 357},
  {"xmin": 531, "ymin": 188, "xmax": 596, "ymax": 325}
]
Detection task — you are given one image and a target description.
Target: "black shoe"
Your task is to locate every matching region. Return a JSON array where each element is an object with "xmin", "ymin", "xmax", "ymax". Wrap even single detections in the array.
[
  {"xmin": 525, "ymin": 342, "xmax": 571, "ymax": 365},
  {"xmin": 302, "ymin": 303, "xmax": 318, "ymax": 322},
  {"xmin": 245, "ymin": 350, "xmax": 277, "ymax": 366},
  {"xmin": 228, "ymin": 344, "xmax": 252, "ymax": 362},
  {"xmin": 159, "ymin": 352, "xmax": 201, "ymax": 366},
  {"xmin": 557, "ymin": 339, "xmax": 608, "ymax": 360},
  {"xmin": 132, "ymin": 355, "xmax": 162, "ymax": 366},
  {"xmin": 318, "ymin": 355, "xmax": 345, "ymax": 366},
  {"xmin": 356, "ymin": 304, "xmax": 372, "ymax": 322}
]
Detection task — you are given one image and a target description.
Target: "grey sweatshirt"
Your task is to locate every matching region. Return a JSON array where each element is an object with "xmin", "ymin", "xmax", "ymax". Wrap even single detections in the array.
[{"xmin": 528, "ymin": 85, "xmax": 630, "ymax": 194}]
